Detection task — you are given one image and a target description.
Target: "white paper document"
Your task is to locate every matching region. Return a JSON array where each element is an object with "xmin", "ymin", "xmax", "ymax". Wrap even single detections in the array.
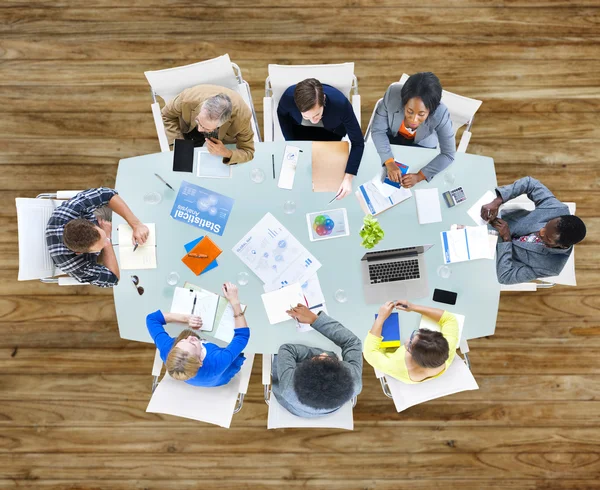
[
  {"xmin": 261, "ymin": 283, "xmax": 305, "ymax": 325},
  {"xmin": 213, "ymin": 301, "xmax": 247, "ymax": 343},
  {"xmin": 170, "ymin": 286, "xmax": 219, "ymax": 331},
  {"xmin": 355, "ymin": 176, "xmax": 412, "ymax": 216},
  {"xmin": 467, "ymin": 190, "xmax": 496, "ymax": 226},
  {"xmin": 278, "ymin": 145, "xmax": 301, "ymax": 190},
  {"xmin": 118, "ymin": 223, "xmax": 157, "ymax": 270},
  {"xmin": 441, "ymin": 225, "xmax": 497, "ymax": 264},
  {"xmin": 419, "ymin": 312, "xmax": 465, "ymax": 341},
  {"xmin": 233, "ymin": 213, "xmax": 322, "ymax": 289},
  {"xmin": 414, "ymin": 188, "xmax": 442, "ymax": 224},
  {"xmin": 196, "ymin": 149, "xmax": 232, "ymax": 178}
]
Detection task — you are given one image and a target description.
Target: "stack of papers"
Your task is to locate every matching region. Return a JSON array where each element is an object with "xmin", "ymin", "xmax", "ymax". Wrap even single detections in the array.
[
  {"xmin": 440, "ymin": 225, "xmax": 498, "ymax": 264},
  {"xmin": 355, "ymin": 173, "xmax": 412, "ymax": 216},
  {"xmin": 118, "ymin": 223, "xmax": 157, "ymax": 270},
  {"xmin": 414, "ymin": 188, "xmax": 442, "ymax": 224},
  {"xmin": 278, "ymin": 145, "xmax": 301, "ymax": 190},
  {"xmin": 233, "ymin": 213, "xmax": 325, "ymax": 331},
  {"xmin": 196, "ymin": 149, "xmax": 232, "ymax": 178}
]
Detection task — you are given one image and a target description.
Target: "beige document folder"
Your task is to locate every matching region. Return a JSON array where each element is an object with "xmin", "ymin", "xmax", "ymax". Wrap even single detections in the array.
[{"xmin": 311, "ymin": 141, "xmax": 350, "ymax": 192}]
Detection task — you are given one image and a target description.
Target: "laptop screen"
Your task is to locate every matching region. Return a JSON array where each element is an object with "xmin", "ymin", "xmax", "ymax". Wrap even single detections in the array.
[{"xmin": 362, "ymin": 244, "xmax": 433, "ymax": 261}]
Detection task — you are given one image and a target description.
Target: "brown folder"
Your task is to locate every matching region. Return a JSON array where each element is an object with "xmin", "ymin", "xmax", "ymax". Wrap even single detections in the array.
[{"xmin": 311, "ymin": 141, "xmax": 350, "ymax": 192}]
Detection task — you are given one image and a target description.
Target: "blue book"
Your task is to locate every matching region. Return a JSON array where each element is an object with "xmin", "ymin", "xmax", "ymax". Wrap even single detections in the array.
[
  {"xmin": 383, "ymin": 162, "xmax": 409, "ymax": 189},
  {"xmin": 374, "ymin": 312, "xmax": 401, "ymax": 348},
  {"xmin": 170, "ymin": 181, "xmax": 234, "ymax": 236},
  {"xmin": 184, "ymin": 236, "xmax": 218, "ymax": 275}
]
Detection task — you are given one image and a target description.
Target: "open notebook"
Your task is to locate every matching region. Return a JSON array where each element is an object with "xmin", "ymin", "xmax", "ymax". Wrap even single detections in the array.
[
  {"xmin": 170, "ymin": 286, "xmax": 219, "ymax": 332},
  {"xmin": 118, "ymin": 223, "xmax": 156, "ymax": 270}
]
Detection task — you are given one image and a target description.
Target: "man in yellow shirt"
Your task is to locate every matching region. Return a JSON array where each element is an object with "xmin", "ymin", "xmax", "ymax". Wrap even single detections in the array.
[{"xmin": 363, "ymin": 300, "xmax": 459, "ymax": 384}]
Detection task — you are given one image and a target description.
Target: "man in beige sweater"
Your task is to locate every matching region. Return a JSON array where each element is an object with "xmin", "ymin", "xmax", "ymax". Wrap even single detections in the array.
[{"xmin": 161, "ymin": 84, "xmax": 255, "ymax": 164}]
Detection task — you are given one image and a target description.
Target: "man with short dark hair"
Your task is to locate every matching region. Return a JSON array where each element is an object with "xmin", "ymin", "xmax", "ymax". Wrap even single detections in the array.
[
  {"xmin": 481, "ymin": 176, "xmax": 586, "ymax": 285},
  {"xmin": 45, "ymin": 188, "xmax": 149, "ymax": 287},
  {"xmin": 161, "ymin": 85, "xmax": 255, "ymax": 164},
  {"xmin": 271, "ymin": 305, "xmax": 363, "ymax": 418}
]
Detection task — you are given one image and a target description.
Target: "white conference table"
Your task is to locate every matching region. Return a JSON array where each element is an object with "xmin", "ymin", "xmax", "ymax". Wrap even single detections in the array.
[{"xmin": 112, "ymin": 141, "xmax": 499, "ymax": 354}]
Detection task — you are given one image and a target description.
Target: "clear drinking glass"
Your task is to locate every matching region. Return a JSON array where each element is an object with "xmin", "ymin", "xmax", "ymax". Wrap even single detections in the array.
[
  {"xmin": 437, "ymin": 265, "xmax": 452, "ymax": 279},
  {"xmin": 334, "ymin": 289, "xmax": 348, "ymax": 303},
  {"xmin": 143, "ymin": 191, "xmax": 162, "ymax": 205},
  {"xmin": 166, "ymin": 271, "xmax": 180, "ymax": 286},
  {"xmin": 283, "ymin": 200, "xmax": 296, "ymax": 214},
  {"xmin": 250, "ymin": 168, "xmax": 265, "ymax": 184},
  {"xmin": 443, "ymin": 172, "xmax": 456, "ymax": 186},
  {"xmin": 237, "ymin": 272, "xmax": 249, "ymax": 286}
]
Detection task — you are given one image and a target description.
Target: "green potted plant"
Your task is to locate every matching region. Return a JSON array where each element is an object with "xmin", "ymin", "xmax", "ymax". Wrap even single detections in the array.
[{"xmin": 359, "ymin": 215, "xmax": 384, "ymax": 249}]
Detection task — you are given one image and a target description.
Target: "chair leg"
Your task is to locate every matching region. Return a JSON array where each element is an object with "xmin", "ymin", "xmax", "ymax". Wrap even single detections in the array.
[
  {"xmin": 464, "ymin": 352, "xmax": 472, "ymax": 371},
  {"xmin": 263, "ymin": 384, "xmax": 271, "ymax": 406},
  {"xmin": 151, "ymin": 376, "xmax": 159, "ymax": 393},
  {"xmin": 379, "ymin": 377, "xmax": 393, "ymax": 399},
  {"xmin": 233, "ymin": 393, "xmax": 245, "ymax": 414}
]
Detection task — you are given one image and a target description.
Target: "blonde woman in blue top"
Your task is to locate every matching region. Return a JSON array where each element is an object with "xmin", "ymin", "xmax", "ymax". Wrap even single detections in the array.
[{"xmin": 146, "ymin": 282, "xmax": 249, "ymax": 387}]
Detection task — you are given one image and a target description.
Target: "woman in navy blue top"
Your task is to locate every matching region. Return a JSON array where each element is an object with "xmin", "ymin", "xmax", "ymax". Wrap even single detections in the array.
[
  {"xmin": 146, "ymin": 282, "xmax": 250, "ymax": 387},
  {"xmin": 277, "ymin": 78, "xmax": 364, "ymax": 200}
]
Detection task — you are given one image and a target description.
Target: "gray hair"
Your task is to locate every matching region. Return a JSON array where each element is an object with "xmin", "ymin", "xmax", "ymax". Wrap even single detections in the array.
[{"xmin": 200, "ymin": 94, "xmax": 232, "ymax": 125}]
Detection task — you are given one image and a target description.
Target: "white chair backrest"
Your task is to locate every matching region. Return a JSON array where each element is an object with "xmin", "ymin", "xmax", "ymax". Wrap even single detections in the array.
[
  {"xmin": 144, "ymin": 54, "xmax": 239, "ymax": 105},
  {"xmin": 268, "ymin": 63, "xmax": 355, "ymax": 103},
  {"xmin": 267, "ymin": 394, "xmax": 354, "ymax": 430},
  {"xmin": 382, "ymin": 356, "xmax": 479, "ymax": 413},
  {"xmin": 146, "ymin": 354, "xmax": 254, "ymax": 428},
  {"xmin": 15, "ymin": 198, "xmax": 61, "ymax": 281},
  {"xmin": 398, "ymin": 73, "xmax": 482, "ymax": 131}
]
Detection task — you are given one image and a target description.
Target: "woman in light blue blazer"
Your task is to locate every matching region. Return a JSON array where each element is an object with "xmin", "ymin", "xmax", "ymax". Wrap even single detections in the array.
[{"xmin": 371, "ymin": 72, "xmax": 456, "ymax": 188}]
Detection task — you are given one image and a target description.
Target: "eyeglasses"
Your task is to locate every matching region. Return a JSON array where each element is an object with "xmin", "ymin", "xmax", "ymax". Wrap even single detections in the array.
[
  {"xmin": 406, "ymin": 329, "xmax": 418, "ymax": 353},
  {"xmin": 130, "ymin": 275, "xmax": 144, "ymax": 296}
]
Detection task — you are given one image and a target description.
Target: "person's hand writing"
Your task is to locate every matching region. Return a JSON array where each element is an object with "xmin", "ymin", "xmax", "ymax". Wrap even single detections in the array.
[
  {"xmin": 222, "ymin": 282, "xmax": 240, "ymax": 304},
  {"xmin": 395, "ymin": 300, "xmax": 414, "ymax": 312},
  {"xmin": 490, "ymin": 218, "xmax": 511, "ymax": 241},
  {"xmin": 188, "ymin": 315, "xmax": 203, "ymax": 329},
  {"xmin": 206, "ymin": 137, "xmax": 233, "ymax": 159},
  {"xmin": 335, "ymin": 173, "xmax": 354, "ymax": 200},
  {"xmin": 480, "ymin": 196, "xmax": 503, "ymax": 222},
  {"xmin": 377, "ymin": 301, "xmax": 395, "ymax": 321},
  {"xmin": 384, "ymin": 160, "xmax": 402, "ymax": 183},
  {"xmin": 400, "ymin": 173, "xmax": 424, "ymax": 189},
  {"xmin": 286, "ymin": 304, "xmax": 318, "ymax": 325},
  {"xmin": 132, "ymin": 223, "xmax": 149, "ymax": 246}
]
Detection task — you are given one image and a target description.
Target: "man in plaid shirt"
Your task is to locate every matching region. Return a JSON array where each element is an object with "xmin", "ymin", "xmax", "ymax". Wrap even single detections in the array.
[{"xmin": 45, "ymin": 188, "xmax": 149, "ymax": 287}]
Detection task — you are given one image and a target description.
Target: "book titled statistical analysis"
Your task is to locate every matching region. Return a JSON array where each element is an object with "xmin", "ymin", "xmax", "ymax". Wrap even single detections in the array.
[{"xmin": 170, "ymin": 181, "xmax": 234, "ymax": 236}]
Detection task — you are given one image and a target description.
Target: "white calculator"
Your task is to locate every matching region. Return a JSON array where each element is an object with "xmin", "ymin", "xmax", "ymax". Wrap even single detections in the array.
[{"xmin": 442, "ymin": 187, "xmax": 467, "ymax": 207}]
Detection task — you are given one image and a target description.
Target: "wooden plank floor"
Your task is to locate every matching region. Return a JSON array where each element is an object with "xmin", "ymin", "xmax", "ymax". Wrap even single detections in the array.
[{"xmin": 1, "ymin": 1, "xmax": 599, "ymax": 488}]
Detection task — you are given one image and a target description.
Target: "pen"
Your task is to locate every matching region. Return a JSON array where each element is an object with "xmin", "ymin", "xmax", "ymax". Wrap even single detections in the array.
[
  {"xmin": 289, "ymin": 304, "xmax": 301, "ymax": 328},
  {"xmin": 192, "ymin": 294, "xmax": 197, "ymax": 315},
  {"xmin": 133, "ymin": 242, "xmax": 139, "ymax": 252},
  {"xmin": 272, "ymin": 154, "xmax": 275, "ymax": 179},
  {"xmin": 154, "ymin": 173, "xmax": 175, "ymax": 191},
  {"xmin": 328, "ymin": 193, "xmax": 340, "ymax": 204},
  {"xmin": 187, "ymin": 253, "xmax": 208, "ymax": 259}
]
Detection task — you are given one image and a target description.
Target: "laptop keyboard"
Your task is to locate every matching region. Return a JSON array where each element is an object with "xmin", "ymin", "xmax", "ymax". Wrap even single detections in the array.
[{"xmin": 369, "ymin": 259, "xmax": 420, "ymax": 284}]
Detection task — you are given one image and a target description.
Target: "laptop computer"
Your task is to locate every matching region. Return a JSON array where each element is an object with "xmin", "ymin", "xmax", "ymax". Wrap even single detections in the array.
[{"xmin": 361, "ymin": 245, "xmax": 433, "ymax": 303}]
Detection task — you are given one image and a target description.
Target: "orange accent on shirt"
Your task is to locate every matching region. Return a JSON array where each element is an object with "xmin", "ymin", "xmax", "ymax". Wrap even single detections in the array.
[{"xmin": 398, "ymin": 120, "xmax": 417, "ymax": 140}]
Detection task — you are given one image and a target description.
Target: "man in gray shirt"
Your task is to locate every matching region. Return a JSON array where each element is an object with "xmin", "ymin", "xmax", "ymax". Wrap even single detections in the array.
[
  {"xmin": 271, "ymin": 305, "xmax": 363, "ymax": 418},
  {"xmin": 481, "ymin": 176, "xmax": 586, "ymax": 285}
]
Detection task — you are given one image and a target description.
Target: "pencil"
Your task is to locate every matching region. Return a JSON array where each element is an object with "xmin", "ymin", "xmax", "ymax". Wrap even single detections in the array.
[
  {"xmin": 272, "ymin": 155, "xmax": 275, "ymax": 179},
  {"xmin": 187, "ymin": 253, "xmax": 208, "ymax": 259}
]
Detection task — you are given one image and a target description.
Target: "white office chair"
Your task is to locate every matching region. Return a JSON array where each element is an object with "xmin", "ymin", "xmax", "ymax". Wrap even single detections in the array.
[
  {"xmin": 375, "ymin": 355, "xmax": 478, "ymax": 413},
  {"xmin": 263, "ymin": 62, "xmax": 361, "ymax": 142},
  {"xmin": 499, "ymin": 196, "xmax": 577, "ymax": 291},
  {"xmin": 147, "ymin": 349, "xmax": 254, "ymax": 428},
  {"xmin": 144, "ymin": 54, "xmax": 261, "ymax": 152},
  {"xmin": 262, "ymin": 354, "xmax": 355, "ymax": 430},
  {"xmin": 15, "ymin": 191, "xmax": 86, "ymax": 285},
  {"xmin": 364, "ymin": 74, "xmax": 482, "ymax": 153}
]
